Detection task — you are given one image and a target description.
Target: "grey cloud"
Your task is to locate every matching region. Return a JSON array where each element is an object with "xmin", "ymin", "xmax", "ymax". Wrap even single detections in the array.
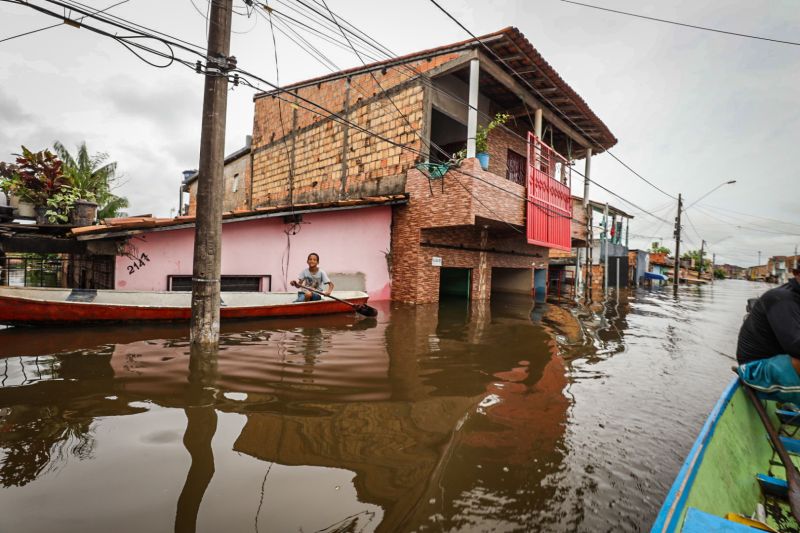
[
  {"xmin": 101, "ymin": 77, "xmax": 203, "ymax": 131},
  {"xmin": 0, "ymin": 90, "xmax": 30, "ymax": 124}
]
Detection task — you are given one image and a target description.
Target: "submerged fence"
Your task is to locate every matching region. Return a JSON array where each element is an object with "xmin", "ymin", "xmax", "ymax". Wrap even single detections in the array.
[
  {"xmin": 0, "ymin": 254, "xmax": 67, "ymax": 287},
  {"xmin": 0, "ymin": 253, "xmax": 114, "ymax": 289}
]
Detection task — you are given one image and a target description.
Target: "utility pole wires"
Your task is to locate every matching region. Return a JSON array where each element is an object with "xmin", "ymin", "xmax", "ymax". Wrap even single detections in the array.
[
  {"xmin": 190, "ymin": 0, "xmax": 234, "ymax": 349},
  {"xmin": 673, "ymin": 194, "xmax": 682, "ymax": 296}
]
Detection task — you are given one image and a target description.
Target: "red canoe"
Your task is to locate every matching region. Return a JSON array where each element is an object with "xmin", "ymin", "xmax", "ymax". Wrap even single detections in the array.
[{"xmin": 0, "ymin": 286, "xmax": 370, "ymax": 326}]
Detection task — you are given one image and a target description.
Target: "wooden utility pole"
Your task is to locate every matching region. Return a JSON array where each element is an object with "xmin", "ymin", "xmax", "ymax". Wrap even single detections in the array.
[
  {"xmin": 698, "ymin": 239, "xmax": 705, "ymax": 276},
  {"xmin": 191, "ymin": 0, "xmax": 234, "ymax": 348},
  {"xmin": 673, "ymin": 194, "xmax": 682, "ymax": 296},
  {"xmin": 712, "ymin": 252, "xmax": 716, "ymax": 284}
]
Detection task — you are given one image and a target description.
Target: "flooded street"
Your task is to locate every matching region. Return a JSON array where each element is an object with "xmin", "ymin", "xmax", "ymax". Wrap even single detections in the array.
[{"xmin": 0, "ymin": 280, "xmax": 771, "ymax": 532}]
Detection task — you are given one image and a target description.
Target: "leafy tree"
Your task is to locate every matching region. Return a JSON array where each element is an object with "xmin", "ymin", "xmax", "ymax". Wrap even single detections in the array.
[
  {"xmin": 53, "ymin": 141, "xmax": 128, "ymax": 219},
  {"xmin": 713, "ymin": 268, "xmax": 726, "ymax": 279},
  {"xmin": 681, "ymin": 249, "xmax": 712, "ymax": 272}
]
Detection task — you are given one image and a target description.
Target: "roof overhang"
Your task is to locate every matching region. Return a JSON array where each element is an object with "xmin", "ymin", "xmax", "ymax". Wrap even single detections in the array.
[
  {"xmin": 253, "ymin": 27, "xmax": 616, "ymax": 157},
  {"xmin": 73, "ymin": 194, "xmax": 409, "ymax": 241}
]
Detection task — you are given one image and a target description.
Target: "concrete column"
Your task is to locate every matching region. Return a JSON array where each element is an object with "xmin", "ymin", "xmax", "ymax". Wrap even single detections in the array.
[
  {"xmin": 534, "ymin": 108, "xmax": 543, "ymax": 138},
  {"xmin": 476, "ymin": 226, "xmax": 490, "ymax": 300},
  {"xmin": 583, "ymin": 148, "xmax": 592, "ymax": 206},
  {"xmin": 466, "ymin": 58, "xmax": 480, "ymax": 158},
  {"xmin": 625, "ymin": 217, "xmax": 629, "ymax": 248}
]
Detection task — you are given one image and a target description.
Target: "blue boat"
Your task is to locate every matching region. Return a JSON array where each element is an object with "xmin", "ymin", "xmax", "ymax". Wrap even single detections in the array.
[{"xmin": 652, "ymin": 376, "xmax": 800, "ymax": 532}]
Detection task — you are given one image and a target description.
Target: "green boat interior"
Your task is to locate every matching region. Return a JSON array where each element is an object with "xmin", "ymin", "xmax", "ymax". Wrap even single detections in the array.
[{"xmin": 667, "ymin": 382, "xmax": 800, "ymax": 532}]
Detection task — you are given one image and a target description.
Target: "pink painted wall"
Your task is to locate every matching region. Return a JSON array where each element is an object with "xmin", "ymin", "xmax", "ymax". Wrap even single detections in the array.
[{"xmin": 115, "ymin": 206, "xmax": 393, "ymax": 300}]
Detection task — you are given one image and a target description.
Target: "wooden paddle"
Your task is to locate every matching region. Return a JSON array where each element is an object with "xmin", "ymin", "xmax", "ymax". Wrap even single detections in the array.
[
  {"xmin": 292, "ymin": 282, "xmax": 378, "ymax": 317},
  {"xmin": 740, "ymin": 378, "xmax": 800, "ymax": 521}
]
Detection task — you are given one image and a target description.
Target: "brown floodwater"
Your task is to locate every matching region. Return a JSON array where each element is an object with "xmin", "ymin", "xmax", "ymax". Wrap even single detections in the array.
[{"xmin": 0, "ymin": 280, "xmax": 771, "ymax": 532}]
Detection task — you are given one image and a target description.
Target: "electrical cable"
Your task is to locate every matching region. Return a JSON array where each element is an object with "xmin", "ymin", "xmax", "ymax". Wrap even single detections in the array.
[
  {"xmin": 693, "ymin": 201, "xmax": 800, "ymax": 230},
  {"xmin": 0, "ymin": 0, "xmax": 128, "ymax": 44},
  {"xmin": 561, "ymin": 0, "xmax": 800, "ymax": 47},
  {"xmin": 12, "ymin": 0, "xmax": 671, "ymax": 235},
  {"xmin": 259, "ymin": 0, "xmax": 574, "ymax": 230},
  {"xmin": 426, "ymin": 0, "xmax": 677, "ymax": 200}
]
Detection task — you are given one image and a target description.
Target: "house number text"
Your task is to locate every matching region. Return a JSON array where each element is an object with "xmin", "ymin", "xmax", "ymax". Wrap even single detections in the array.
[{"xmin": 127, "ymin": 253, "xmax": 151, "ymax": 275}]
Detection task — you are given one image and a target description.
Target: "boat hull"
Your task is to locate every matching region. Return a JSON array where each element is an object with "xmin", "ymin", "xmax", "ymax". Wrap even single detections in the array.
[
  {"xmin": 0, "ymin": 287, "xmax": 369, "ymax": 326},
  {"xmin": 652, "ymin": 376, "xmax": 799, "ymax": 532}
]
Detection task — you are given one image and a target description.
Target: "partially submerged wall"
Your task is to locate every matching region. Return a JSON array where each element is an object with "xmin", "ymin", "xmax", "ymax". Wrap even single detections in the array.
[{"xmin": 114, "ymin": 206, "xmax": 393, "ymax": 301}]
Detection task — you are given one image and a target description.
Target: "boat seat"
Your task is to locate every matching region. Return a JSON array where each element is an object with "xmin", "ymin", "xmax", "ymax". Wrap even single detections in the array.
[
  {"xmin": 776, "ymin": 408, "xmax": 800, "ymax": 426},
  {"xmin": 757, "ymin": 474, "xmax": 787, "ymax": 498},
  {"xmin": 681, "ymin": 507, "xmax": 766, "ymax": 532}
]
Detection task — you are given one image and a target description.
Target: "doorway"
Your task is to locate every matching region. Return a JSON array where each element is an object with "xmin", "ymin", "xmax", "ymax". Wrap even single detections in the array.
[{"xmin": 439, "ymin": 268, "xmax": 471, "ymax": 299}]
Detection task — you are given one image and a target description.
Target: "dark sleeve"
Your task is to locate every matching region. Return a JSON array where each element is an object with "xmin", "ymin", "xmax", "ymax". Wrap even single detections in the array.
[{"xmin": 766, "ymin": 299, "xmax": 800, "ymax": 358}]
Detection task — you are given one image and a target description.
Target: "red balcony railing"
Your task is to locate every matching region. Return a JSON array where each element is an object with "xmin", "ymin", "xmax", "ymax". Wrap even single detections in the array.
[{"xmin": 526, "ymin": 133, "xmax": 572, "ymax": 251}]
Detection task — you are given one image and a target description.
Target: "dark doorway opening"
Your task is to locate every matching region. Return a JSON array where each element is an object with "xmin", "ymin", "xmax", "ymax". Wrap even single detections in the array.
[
  {"xmin": 491, "ymin": 267, "xmax": 531, "ymax": 295},
  {"xmin": 439, "ymin": 267, "xmax": 471, "ymax": 299},
  {"xmin": 430, "ymin": 108, "xmax": 467, "ymax": 163}
]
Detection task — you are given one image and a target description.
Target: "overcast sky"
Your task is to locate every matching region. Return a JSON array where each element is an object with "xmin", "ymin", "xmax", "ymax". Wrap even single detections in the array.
[{"xmin": 1, "ymin": 0, "xmax": 798, "ymax": 266}]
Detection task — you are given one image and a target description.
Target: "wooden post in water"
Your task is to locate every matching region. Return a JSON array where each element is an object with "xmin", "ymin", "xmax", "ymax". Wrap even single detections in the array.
[
  {"xmin": 603, "ymin": 203, "xmax": 609, "ymax": 297},
  {"xmin": 191, "ymin": 0, "xmax": 234, "ymax": 348},
  {"xmin": 673, "ymin": 194, "xmax": 682, "ymax": 296}
]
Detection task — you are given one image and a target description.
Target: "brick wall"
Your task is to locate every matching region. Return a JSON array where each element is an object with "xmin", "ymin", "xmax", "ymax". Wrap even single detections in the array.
[
  {"xmin": 485, "ymin": 123, "xmax": 528, "ymax": 179},
  {"xmin": 250, "ymin": 53, "xmax": 461, "ymax": 207},
  {"xmin": 186, "ymin": 151, "xmax": 252, "ymax": 215},
  {"xmin": 223, "ymin": 154, "xmax": 249, "ymax": 212},
  {"xmin": 391, "ymin": 159, "xmax": 548, "ymax": 303}
]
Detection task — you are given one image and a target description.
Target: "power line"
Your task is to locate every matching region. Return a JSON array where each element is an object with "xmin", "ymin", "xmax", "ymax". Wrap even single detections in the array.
[
  {"xmin": 14, "ymin": 0, "xmax": 668, "ymax": 233},
  {"xmin": 60, "ymin": 0, "xmax": 207, "ymax": 52},
  {"xmin": 426, "ymin": 0, "xmax": 677, "ymax": 200},
  {"xmin": 0, "ymin": 21, "xmax": 62, "ymax": 43},
  {"xmin": 694, "ymin": 201, "xmax": 800, "ymax": 230},
  {"xmin": 10, "ymin": 0, "xmax": 207, "ymax": 67},
  {"xmin": 257, "ymin": 1, "xmax": 668, "ymax": 228},
  {"xmin": 693, "ymin": 206, "xmax": 800, "ymax": 237},
  {"xmin": 0, "ymin": 0, "xmax": 129, "ymax": 44},
  {"xmin": 561, "ymin": 0, "xmax": 800, "ymax": 47}
]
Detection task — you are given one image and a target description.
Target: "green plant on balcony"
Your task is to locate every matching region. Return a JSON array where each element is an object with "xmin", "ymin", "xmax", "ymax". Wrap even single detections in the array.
[{"xmin": 453, "ymin": 113, "xmax": 510, "ymax": 170}]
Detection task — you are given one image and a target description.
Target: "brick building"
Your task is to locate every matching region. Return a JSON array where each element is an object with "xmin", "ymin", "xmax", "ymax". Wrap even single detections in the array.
[{"xmin": 195, "ymin": 27, "xmax": 617, "ymax": 303}]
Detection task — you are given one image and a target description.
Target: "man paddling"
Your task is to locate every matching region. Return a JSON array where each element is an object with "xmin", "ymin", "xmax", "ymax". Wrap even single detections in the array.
[
  {"xmin": 737, "ymin": 266, "xmax": 800, "ymax": 403},
  {"xmin": 290, "ymin": 252, "xmax": 334, "ymax": 302}
]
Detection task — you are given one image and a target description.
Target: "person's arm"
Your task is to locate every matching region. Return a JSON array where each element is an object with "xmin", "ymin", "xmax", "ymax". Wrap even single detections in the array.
[
  {"xmin": 321, "ymin": 271, "xmax": 333, "ymax": 295},
  {"xmin": 767, "ymin": 300, "xmax": 800, "ymax": 358},
  {"xmin": 291, "ymin": 270, "xmax": 307, "ymax": 289}
]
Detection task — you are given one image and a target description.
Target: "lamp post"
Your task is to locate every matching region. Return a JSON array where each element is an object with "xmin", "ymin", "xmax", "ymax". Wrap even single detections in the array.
[{"xmin": 685, "ymin": 180, "xmax": 737, "ymax": 211}]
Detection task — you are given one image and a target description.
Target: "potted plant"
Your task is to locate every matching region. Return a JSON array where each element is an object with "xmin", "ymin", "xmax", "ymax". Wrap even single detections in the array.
[
  {"xmin": 474, "ymin": 113, "xmax": 510, "ymax": 170},
  {"xmin": 452, "ymin": 113, "xmax": 511, "ymax": 171},
  {"xmin": 44, "ymin": 186, "xmax": 98, "ymax": 226},
  {"xmin": 1, "ymin": 147, "xmax": 68, "ymax": 224},
  {"xmin": 0, "ymin": 163, "xmax": 35, "ymax": 218}
]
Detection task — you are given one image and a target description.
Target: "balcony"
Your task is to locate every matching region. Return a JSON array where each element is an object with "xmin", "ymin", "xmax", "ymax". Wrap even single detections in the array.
[{"xmin": 526, "ymin": 134, "xmax": 572, "ymax": 251}]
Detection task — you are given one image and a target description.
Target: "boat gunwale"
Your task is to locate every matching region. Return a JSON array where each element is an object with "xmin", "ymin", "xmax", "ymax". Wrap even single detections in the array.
[
  {"xmin": 0, "ymin": 287, "xmax": 368, "ymax": 310},
  {"xmin": 650, "ymin": 375, "xmax": 740, "ymax": 533}
]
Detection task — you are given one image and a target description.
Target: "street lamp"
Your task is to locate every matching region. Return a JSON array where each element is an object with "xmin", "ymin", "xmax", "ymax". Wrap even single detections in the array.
[{"xmin": 685, "ymin": 180, "xmax": 737, "ymax": 210}]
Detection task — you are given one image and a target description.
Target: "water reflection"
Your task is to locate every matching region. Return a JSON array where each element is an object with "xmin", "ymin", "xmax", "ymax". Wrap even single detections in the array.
[
  {"xmin": 15, "ymin": 282, "xmax": 755, "ymax": 531},
  {"xmin": 0, "ymin": 296, "xmax": 573, "ymax": 531}
]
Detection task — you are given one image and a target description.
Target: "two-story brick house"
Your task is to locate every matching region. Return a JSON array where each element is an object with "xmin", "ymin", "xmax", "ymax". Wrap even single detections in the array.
[{"xmin": 190, "ymin": 27, "xmax": 617, "ymax": 303}]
